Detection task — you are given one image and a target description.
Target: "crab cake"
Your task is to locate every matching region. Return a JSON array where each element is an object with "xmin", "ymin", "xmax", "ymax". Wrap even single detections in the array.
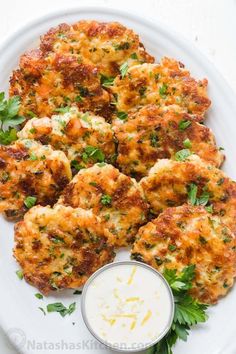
[
  {"xmin": 140, "ymin": 155, "xmax": 236, "ymax": 235},
  {"xmin": 14, "ymin": 204, "xmax": 115, "ymax": 294},
  {"xmin": 0, "ymin": 139, "xmax": 71, "ymax": 220},
  {"xmin": 18, "ymin": 107, "xmax": 116, "ymax": 171},
  {"xmin": 9, "ymin": 49, "xmax": 110, "ymax": 119},
  {"xmin": 131, "ymin": 204, "xmax": 236, "ymax": 304},
  {"xmin": 58, "ymin": 163, "xmax": 149, "ymax": 247},
  {"xmin": 40, "ymin": 21, "xmax": 154, "ymax": 76},
  {"xmin": 112, "ymin": 58, "xmax": 211, "ymax": 117},
  {"xmin": 113, "ymin": 105, "xmax": 223, "ymax": 179}
]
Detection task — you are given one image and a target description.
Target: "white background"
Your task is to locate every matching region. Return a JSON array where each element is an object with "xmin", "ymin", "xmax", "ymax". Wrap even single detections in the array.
[{"xmin": 0, "ymin": 0, "xmax": 236, "ymax": 353}]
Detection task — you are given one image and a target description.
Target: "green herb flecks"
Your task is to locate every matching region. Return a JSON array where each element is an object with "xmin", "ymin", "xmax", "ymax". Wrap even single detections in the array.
[
  {"xmin": 116, "ymin": 111, "xmax": 128, "ymax": 121},
  {"xmin": 178, "ymin": 120, "xmax": 192, "ymax": 131},
  {"xmin": 187, "ymin": 184, "xmax": 210, "ymax": 207},
  {"xmin": 101, "ymin": 194, "xmax": 112, "ymax": 206},
  {"xmin": 82, "ymin": 146, "xmax": 105, "ymax": 163},
  {"xmin": 47, "ymin": 302, "xmax": 76, "ymax": 317},
  {"xmin": 100, "ymin": 74, "xmax": 115, "ymax": 88},
  {"xmin": 175, "ymin": 149, "xmax": 192, "ymax": 161},
  {"xmin": 120, "ymin": 62, "xmax": 129, "ymax": 78},
  {"xmin": 16, "ymin": 270, "xmax": 23, "ymax": 280},
  {"xmin": 24, "ymin": 196, "xmax": 37, "ymax": 209},
  {"xmin": 159, "ymin": 84, "xmax": 168, "ymax": 98}
]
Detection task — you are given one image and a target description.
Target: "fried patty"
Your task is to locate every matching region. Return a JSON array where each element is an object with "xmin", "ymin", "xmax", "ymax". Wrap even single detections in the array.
[
  {"xmin": 40, "ymin": 20, "xmax": 154, "ymax": 76},
  {"xmin": 0, "ymin": 139, "xmax": 71, "ymax": 220},
  {"xmin": 9, "ymin": 49, "xmax": 111, "ymax": 119},
  {"xmin": 140, "ymin": 155, "xmax": 236, "ymax": 235},
  {"xmin": 131, "ymin": 204, "xmax": 236, "ymax": 304},
  {"xmin": 14, "ymin": 204, "xmax": 115, "ymax": 294},
  {"xmin": 58, "ymin": 163, "xmax": 149, "ymax": 247},
  {"xmin": 113, "ymin": 105, "xmax": 223, "ymax": 179},
  {"xmin": 18, "ymin": 107, "xmax": 116, "ymax": 170},
  {"xmin": 111, "ymin": 58, "xmax": 211, "ymax": 117}
]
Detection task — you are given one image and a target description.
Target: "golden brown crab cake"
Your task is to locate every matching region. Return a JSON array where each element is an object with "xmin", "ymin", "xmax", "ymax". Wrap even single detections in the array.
[
  {"xmin": 0, "ymin": 139, "xmax": 71, "ymax": 220},
  {"xmin": 40, "ymin": 21, "xmax": 154, "ymax": 76},
  {"xmin": 131, "ymin": 204, "xmax": 236, "ymax": 304},
  {"xmin": 9, "ymin": 49, "xmax": 111, "ymax": 119},
  {"xmin": 14, "ymin": 204, "xmax": 115, "ymax": 294},
  {"xmin": 58, "ymin": 163, "xmax": 149, "ymax": 247},
  {"xmin": 113, "ymin": 105, "xmax": 224, "ymax": 180},
  {"xmin": 140, "ymin": 155, "xmax": 236, "ymax": 235},
  {"xmin": 112, "ymin": 58, "xmax": 211, "ymax": 117},
  {"xmin": 17, "ymin": 107, "xmax": 116, "ymax": 171}
]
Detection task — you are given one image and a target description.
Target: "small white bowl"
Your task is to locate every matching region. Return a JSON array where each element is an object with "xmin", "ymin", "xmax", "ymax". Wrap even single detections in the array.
[{"xmin": 81, "ymin": 261, "xmax": 174, "ymax": 353}]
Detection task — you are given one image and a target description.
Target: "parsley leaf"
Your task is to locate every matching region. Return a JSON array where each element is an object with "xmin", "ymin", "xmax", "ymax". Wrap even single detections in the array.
[
  {"xmin": 0, "ymin": 93, "xmax": 26, "ymax": 145},
  {"xmin": 47, "ymin": 302, "xmax": 76, "ymax": 317},
  {"xmin": 83, "ymin": 146, "xmax": 105, "ymax": 163},
  {"xmin": 175, "ymin": 149, "xmax": 192, "ymax": 161},
  {"xmin": 178, "ymin": 120, "xmax": 192, "ymax": 131},
  {"xmin": 149, "ymin": 266, "xmax": 208, "ymax": 354},
  {"xmin": 116, "ymin": 111, "xmax": 128, "ymax": 121},
  {"xmin": 100, "ymin": 74, "xmax": 115, "ymax": 88},
  {"xmin": 187, "ymin": 184, "xmax": 210, "ymax": 206},
  {"xmin": 101, "ymin": 194, "xmax": 112, "ymax": 206},
  {"xmin": 24, "ymin": 196, "xmax": 37, "ymax": 209},
  {"xmin": 16, "ymin": 270, "xmax": 23, "ymax": 280},
  {"xmin": 159, "ymin": 83, "xmax": 168, "ymax": 97},
  {"xmin": 120, "ymin": 62, "xmax": 129, "ymax": 78}
]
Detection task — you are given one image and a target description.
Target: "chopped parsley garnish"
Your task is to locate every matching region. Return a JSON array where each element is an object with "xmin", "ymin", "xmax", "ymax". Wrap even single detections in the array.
[
  {"xmin": 149, "ymin": 265, "xmax": 208, "ymax": 354},
  {"xmin": 75, "ymin": 95, "xmax": 83, "ymax": 102},
  {"xmin": 187, "ymin": 184, "xmax": 210, "ymax": 206},
  {"xmin": 168, "ymin": 244, "xmax": 177, "ymax": 252},
  {"xmin": 89, "ymin": 181, "xmax": 97, "ymax": 187},
  {"xmin": 183, "ymin": 138, "xmax": 192, "ymax": 149},
  {"xmin": 175, "ymin": 149, "xmax": 192, "ymax": 161},
  {"xmin": 35, "ymin": 293, "xmax": 43, "ymax": 299},
  {"xmin": 70, "ymin": 160, "xmax": 83, "ymax": 171},
  {"xmin": 159, "ymin": 83, "xmax": 168, "ymax": 97},
  {"xmin": 150, "ymin": 132, "xmax": 158, "ymax": 147},
  {"xmin": 0, "ymin": 93, "xmax": 26, "ymax": 145},
  {"xmin": 51, "ymin": 236, "xmax": 65, "ymax": 244},
  {"xmin": 29, "ymin": 152, "xmax": 38, "ymax": 161},
  {"xmin": 101, "ymin": 194, "xmax": 112, "ymax": 206},
  {"xmin": 83, "ymin": 146, "xmax": 105, "ymax": 163},
  {"xmin": 116, "ymin": 111, "xmax": 128, "ymax": 121},
  {"xmin": 16, "ymin": 270, "xmax": 23, "ymax": 280},
  {"xmin": 130, "ymin": 52, "xmax": 138, "ymax": 59},
  {"xmin": 205, "ymin": 205, "xmax": 213, "ymax": 213},
  {"xmin": 73, "ymin": 290, "xmax": 82, "ymax": 295},
  {"xmin": 100, "ymin": 74, "xmax": 115, "ymax": 88},
  {"xmin": 24, "ymin": 196, "xmax": 37, "ymax": 209},
  {"xmin": 54, "ymin": 106, "xmax": 70, "ymax": 114},
  {"xmin": 187, "ymin": 183, "xmax": 198, "ymax": 205},
  {"xmin": 178, "ymin": 120, "xmax": 192, "ymax": 131},
  {"xmin": 47, "ymin": 302, "xmax": 76, "ymax": 317},
  {"xmin": 114, "ymin": 42, "xmax": 130, "ymax": 50},
  {"xmin": 120, "ymin": 62, "xmax": 129, "ymax": 78},
  {"xmin": 139, "ymin": 86, "xmax": 147, "ymax": 97},
  {"xmin": 104, "ymin": 213, "xmax": 110, "ymax": 221}
]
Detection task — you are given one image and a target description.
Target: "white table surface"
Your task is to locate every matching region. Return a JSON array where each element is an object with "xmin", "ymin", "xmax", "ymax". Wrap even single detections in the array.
[{"xmin": 0, "ymin": 0, "xmax": 236, "ymax": 353}]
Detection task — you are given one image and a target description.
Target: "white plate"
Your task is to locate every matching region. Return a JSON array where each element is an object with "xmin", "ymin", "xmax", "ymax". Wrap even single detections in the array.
[{"xmin": 0, "ymin": 6, "xmax": 236, "ymax": 354}]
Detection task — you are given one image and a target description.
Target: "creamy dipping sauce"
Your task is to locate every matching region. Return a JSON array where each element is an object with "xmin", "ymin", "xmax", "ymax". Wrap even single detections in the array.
[{"xmin": 81, "ymin": 261, "xmax": 174, "ymax": 352}]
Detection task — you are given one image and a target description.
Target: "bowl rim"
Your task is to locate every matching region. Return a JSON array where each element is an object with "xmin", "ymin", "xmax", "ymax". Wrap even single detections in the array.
[{"xmin": 80, "ymin": 260, "xmax": 175, "ymax": 353}]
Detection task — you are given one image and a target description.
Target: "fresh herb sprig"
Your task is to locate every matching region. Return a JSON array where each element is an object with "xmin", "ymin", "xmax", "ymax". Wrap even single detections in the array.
[
  {"xmin": 0, "ymin": 93, "xmax": 26, "ymax": 145},
  {"xmin": 147, "ymin": 265, "xmax": 208, "ymax": 354}
]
